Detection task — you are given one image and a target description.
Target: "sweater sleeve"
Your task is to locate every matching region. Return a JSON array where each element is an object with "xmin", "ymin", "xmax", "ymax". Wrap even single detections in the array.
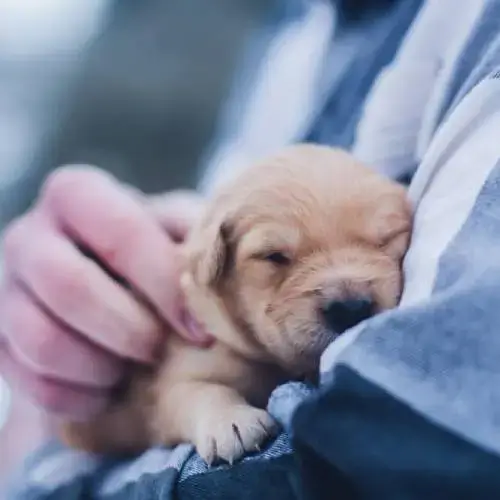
[{"xmin": 352, "ymin": 0, "xmax": 480, "ymax": 180}]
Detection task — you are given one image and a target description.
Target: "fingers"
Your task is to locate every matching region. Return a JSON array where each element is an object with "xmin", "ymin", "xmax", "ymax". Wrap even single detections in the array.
[
  {"xmin": 0, "ymin": 167, "xmax": 213, "ymax": 419},
  {"xmin": 3, "ymin": 213, "xmax": 162, "ymax": 363},
  {"xmin": 0, "ymin": 167, "xmax": 213, "ymax": 418},
  {"xmin": 38, "ymin": 166, "xmax": 206, "ymax": 342},
  {"xmin": 0, "ymin": 281, "xmax": 122, "ymax": 387},
  {"xmin": 0, "ymin": 342, "xmax": 108, "ymax": 419}
]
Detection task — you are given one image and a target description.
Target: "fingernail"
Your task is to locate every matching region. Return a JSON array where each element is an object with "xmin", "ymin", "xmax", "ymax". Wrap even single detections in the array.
[{"xmin": 179, "ymin": 309, "xmax": 213, "ymax": 345}]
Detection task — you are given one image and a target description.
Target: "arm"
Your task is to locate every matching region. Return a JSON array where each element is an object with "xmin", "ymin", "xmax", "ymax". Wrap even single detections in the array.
[{"xmin": 0, "ymin": 172, "xmax": 210, "ymax": 490}]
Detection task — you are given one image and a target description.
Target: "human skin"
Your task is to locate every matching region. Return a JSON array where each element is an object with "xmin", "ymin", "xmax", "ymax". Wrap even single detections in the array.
[{"xmin": 0, "ymin": 166, "xmax": 211, "ymax": 481}]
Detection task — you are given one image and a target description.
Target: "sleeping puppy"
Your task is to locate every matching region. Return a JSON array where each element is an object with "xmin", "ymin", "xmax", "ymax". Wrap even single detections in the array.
[{"xmin": 62, "ymin": 144, "xmax": 412, "ymax": 464}]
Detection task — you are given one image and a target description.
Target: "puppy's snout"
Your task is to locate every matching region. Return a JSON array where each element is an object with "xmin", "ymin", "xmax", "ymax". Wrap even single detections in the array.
[{"xmin": 320, "ymin": 298, "xmax": 373, "ymax": 334}]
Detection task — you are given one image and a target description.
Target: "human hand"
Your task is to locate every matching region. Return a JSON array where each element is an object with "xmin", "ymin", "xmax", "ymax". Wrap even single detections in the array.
[{"xmin": 0, "ymin": 166, "xmax": 210, "ymax": 419}]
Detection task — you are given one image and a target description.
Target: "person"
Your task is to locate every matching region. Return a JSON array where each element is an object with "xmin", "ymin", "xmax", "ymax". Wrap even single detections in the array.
[
  {"xmin": 4, "ymin": 0, "xmax": 500, "ymax": 498},
  {"xmin": 201, "ymin": 0, "xmax": 419, "ymax": 192}
]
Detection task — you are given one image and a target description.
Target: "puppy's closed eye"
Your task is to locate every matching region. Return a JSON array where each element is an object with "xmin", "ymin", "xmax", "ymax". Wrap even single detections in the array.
[
  {"xmin": 367, "ymin": 192, "xmax": 412, "ymax": 259},
  {"xmin": 256, "ymin": 251, "xmax": 291, "ymax": 266}
]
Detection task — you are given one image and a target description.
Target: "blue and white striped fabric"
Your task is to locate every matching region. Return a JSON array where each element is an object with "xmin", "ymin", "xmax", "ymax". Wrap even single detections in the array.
[
  {"xmin": 7, "ymin": 383, "xmax": 312, "ymax": 499},
  {"xmin": 200, "ymin": 0, "xmax": 336, "ymax": 193},
  {"xmin": 200, "ymin": 0, "xmax": 422, "ymax": 193},
  {"xmin": 10, "ymin": 0, "xmax": 500, "ymax": 498}
]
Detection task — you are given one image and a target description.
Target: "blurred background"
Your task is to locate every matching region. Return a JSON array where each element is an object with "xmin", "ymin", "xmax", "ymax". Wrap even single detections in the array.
[{"xmin": 0, "ymin": 0, "xmax": 274, "ymax": 229}]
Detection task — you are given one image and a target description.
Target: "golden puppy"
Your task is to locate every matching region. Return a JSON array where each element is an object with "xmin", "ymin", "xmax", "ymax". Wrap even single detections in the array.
[{"xmin": 62, "ymin": 144, "xmax": 412, "ymax": 464}]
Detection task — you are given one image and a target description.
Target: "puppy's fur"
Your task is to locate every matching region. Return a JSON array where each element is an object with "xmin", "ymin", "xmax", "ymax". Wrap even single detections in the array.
[{"xmin": 62, "ymin": 145, "xmax": 412, "ymax": 464}]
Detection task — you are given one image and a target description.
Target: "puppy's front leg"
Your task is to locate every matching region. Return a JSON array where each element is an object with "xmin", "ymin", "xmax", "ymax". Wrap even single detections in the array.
[{"xmin": 152, "ymin": 382, "xmax": 278, "ymax": 465}]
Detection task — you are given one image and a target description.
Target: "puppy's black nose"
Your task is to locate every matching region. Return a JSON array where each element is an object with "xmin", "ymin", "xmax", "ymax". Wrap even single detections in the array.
[{"xmin": 321, "ymin": 298, "xmax": 374, "ymax": 334}]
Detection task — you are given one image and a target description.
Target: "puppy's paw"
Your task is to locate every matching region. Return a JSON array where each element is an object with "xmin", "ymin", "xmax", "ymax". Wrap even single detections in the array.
[{"xmin": 195, "ymin": 406, "xmax": 278, "ymax": 466}]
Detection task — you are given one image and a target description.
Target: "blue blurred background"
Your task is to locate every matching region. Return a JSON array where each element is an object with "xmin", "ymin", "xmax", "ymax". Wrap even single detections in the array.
[{"xmin": 0, "ymin": 0, "xmax": 274, "ymax": 228}]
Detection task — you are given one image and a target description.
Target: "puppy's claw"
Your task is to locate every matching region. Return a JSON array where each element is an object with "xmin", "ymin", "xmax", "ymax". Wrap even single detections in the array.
[
  {"xmin": 232, "ymin": 423, "xmax": 245, "ymax": 450},
  {"xmin": 257, "ymin": 418, "xmax": 270, "ymax": 438},
  {"xmin": 199, "ymin": 437, "xmax": 217, "ymax": 467},
  {"xmin": 195, "ymin": 406, "xmax": 277, "ymax": 466}
]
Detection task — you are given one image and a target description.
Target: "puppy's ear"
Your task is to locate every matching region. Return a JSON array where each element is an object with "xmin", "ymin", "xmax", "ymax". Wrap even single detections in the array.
[
  {"xmin": 371, "ymin": 191, "xmax": 413, "ymax": 259},
  {"xmin": 187, "ymin": 215, "xmax": 231, "ymax": 287}
]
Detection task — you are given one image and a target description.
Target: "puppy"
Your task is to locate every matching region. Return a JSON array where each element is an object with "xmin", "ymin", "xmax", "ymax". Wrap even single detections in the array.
[{"xmin": 62, "ymin": 144, "xmax": 412, "ymax": 464}]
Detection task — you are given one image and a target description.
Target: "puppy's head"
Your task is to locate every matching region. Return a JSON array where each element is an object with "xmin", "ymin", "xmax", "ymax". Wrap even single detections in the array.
[{"xmin": 183, "ymin": 145, "xmax": 412, "ymax": 377}]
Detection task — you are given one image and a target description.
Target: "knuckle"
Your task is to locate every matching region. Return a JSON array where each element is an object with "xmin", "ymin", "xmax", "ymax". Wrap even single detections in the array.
[
  {"xmin": 120, "ymin": 321, "xmax": 158, "ymax": 362},
  {"xmin": 40, "ymin": 256, "xmax": 88, "ymax": 313},
  {"xmin": 3, "ymin": 291, "xmax": 60, "ymax": 368},
  {"xmin": 102, "ymin": 214, "xmax": 144, "ymax": 266},
  {"xmin": 25, "ymin": 314, "xmax": 60, "ymax": 368},
  {"xmin": 35, "ymin": 382, "xmax": 68, "ymax": 413},
  {"xmin": 53, "ymin": 266, "xmax": 88, "ymax": 310},
  {"xmin": 2, "ymin": 216, "xmax": 28, "ymax": 262},
  {"xmin": 41, "ymin": 165, "xmax": 108, "ymax": 206}
]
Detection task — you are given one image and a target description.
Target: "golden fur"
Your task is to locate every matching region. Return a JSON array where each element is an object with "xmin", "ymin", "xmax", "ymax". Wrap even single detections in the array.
[{"xmin": 61, "ymin": 145, "xmax": 412, "ymax": 464}]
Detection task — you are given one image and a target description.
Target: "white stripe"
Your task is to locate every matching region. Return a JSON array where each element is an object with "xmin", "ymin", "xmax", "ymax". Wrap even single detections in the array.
[
  {"xmin": 352, "ymin": 0, "xmax": 475, "ymax": 180},
  {"xmin": 27, "ymin": 449, "xmax": 99, "ymax": 492},
  {"xmin": 202, "ymin": 0, "xmax": 335, "ymax": 193},
  {"xmin": 99, "ymin": 445, "xmax": 192, "ymax": 496},
  {"xmin": 321, "ymin": 77, "xmax": 500, "ymax": 377},
  {"xmin": 402, "ymin": 78, "xmax": 500, "ymax": 306}
]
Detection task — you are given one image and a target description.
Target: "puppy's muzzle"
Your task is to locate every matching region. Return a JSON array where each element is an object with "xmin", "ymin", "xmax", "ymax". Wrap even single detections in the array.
[{"xmin": 321, "ymin": 297, "xmax": 374, "ymax": 334}]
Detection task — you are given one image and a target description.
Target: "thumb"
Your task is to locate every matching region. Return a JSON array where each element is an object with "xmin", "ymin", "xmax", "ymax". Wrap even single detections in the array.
[{"xmin": 147, "ymin": 190, "xmax": 205, "ymax": 242}]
